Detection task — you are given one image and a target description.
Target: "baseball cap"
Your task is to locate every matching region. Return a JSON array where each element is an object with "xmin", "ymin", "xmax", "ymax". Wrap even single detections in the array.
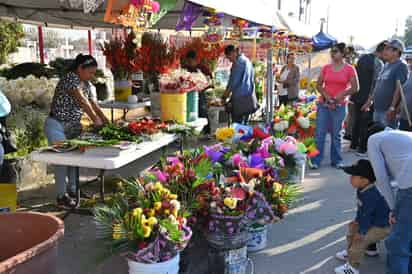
[
  {"xmin": 343, "ymin": 159, "xmax": 376, "ymax": 182},
  {"xmin": 385, "ymin": 39, "xmax": 405, "ymax": 53}
]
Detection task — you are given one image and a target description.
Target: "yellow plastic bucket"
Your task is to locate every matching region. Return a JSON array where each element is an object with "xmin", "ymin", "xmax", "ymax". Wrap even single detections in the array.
[
  {"xmin": 0, "ymin": 183, "xmax": 17, "ymax": 212},
  {"xmin": 114, "ymin": 80, "xmax": 132, "ymax": 102},
  {"xmin": 160, "ymin": 93, "xmax": 187, "ymax": 124}
]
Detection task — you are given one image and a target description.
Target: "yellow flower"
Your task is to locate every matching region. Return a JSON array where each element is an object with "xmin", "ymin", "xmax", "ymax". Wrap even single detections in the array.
[
  {"xmin": 140, "ymin": 214, "xmax": 148, "ymax": 226},
  {"xmin": 132, "ymin": 208, "xmax": 143, "ymax": 217},
  {"xmin": 160, "ymin": 188, "xmax": 171, "ymax": 196},
  {"xmin": 224, "ymin": 198, "xmax": 238, "ymax": 209},
  {"xmin": 154, "ymin": 182, "xmax": 163, "ymax": 191},
  {"xmin": 216, "ymin": 127, "xmax": 235, "ymax": 141},
  {"xmin": 112, "ymin": 223, "xmax": 123, "ymax": 240},
  {"xmin": 273, "ymin": 182, "xmax": 283, "ymax": 193},
  {"xmin": 148, "ymin": 209, "xmax": 155, "ymax": 217},
  {"xmin": 164, "ymin": 209, "xmax": 170, "ymax": 215},
  {"xmin": 168, "ymin": 194, "xmax": 178, "ymax": 200},
  {"xmin": 172, "ymin": 208, "xmax": 178, "ymax": 217},
  {"xmin": 154, "ymin": 202, "xmax": 162, "ymax": 210},
  {"xmin": 142, "ymin": 225, "xmax": 152, "ymax": 238},
  {"xmin": 308, "ymin": 111, "xmax": 317, "ymax": 120},
  {"xmin": 148, "ymin": 217, "xmax": 158, "ymax": 226}
]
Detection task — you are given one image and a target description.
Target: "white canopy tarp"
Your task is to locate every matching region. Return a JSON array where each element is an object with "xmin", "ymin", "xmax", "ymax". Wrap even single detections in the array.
[{"xmin": 0, "ymin": 0, "xmax": 290, "ymax": 30}]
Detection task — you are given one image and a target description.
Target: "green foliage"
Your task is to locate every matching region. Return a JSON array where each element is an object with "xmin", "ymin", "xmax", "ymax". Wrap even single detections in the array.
[
  {"xmin": 6, "ymin": 106, "xmax": 48, "ymax": 158},
  {"xmin": 192, "ymin": 158, "xmax": 213, "ymax": 188},
  {"xmin": 49, "ymin": 58, "xmax": 74, "ymax": 78},
  {"xmin": 0, "ymin": 62, "xmax": 55, "ymax": 79},
  {"xmin": 0, "ymin": 20, "xmax": 24, "ymax": 64},
  {"xmin": 159, "ymin": 219, "xmax": 183, "ymax": 242}
]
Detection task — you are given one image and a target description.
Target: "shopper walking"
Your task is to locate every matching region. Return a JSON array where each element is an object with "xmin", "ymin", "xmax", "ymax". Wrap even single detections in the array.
[
  {"xmin": 277, "ymin": 52, "xmax": 300, "ymax": 105},
  {"xmin": 368, "ymin": 129, "xmax": 412, "ymax": 274},
  {"xmin": 45, "ymin": 54, "xmax": 108, "ymax": 207},
  {"xmin": 365, "ymin": 40, "xmax": 409, "ymax": 128},
  {"xmin": 312, "ymin": 43, "xmax": 359, "ymax": 169},
  {"xmin": 222, "ymin": 45, "xmax": 258, "ymax": 125},
  {"xmin": 350, "ymin": 41, "xmax": 385, "ymax": 156}
]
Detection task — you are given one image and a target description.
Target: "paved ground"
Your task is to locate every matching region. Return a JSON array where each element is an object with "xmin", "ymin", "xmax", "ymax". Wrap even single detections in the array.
[{"xmin": 20, "ymin": 139, "xmax": 388, "ymax": 274}]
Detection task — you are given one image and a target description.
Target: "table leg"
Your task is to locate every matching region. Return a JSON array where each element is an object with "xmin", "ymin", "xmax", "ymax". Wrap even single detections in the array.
[
  {"xmin": 99, "ymin": 170, "xmax": 105, "ymax": 202},
  {"xmin": 74, "ymin": 167, "xmax": 80, "ymax": 208},
  {"xmin": 123, "ymin": 109, "xmax": 128, "ymax": 120},
  {"xmin": 111, "ymin": 108, "xmax": 114, "ymax": 123}
]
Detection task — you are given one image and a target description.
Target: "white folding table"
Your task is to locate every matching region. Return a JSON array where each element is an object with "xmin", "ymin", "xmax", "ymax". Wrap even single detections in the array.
[
  {"xmin": 98, "ymin": 100, "xmax": 151, "ymax": 122},
  {"xmin": 30, "ymin": 118, "xmax": 208, "ymax": 208}
]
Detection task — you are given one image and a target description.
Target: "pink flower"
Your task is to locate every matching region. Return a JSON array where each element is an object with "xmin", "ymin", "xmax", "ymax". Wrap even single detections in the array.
[
  {"xmin": 151, "ymin": 1, "xmax": 160, "ymax": 13},
  {"xmin": 280, "ymin": 142, "xmax": 298, "ymax": 155}
]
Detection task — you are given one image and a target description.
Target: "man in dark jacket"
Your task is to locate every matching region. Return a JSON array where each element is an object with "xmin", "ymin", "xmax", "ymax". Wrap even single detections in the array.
[{"xmin": 350, "ymin": 41, "xmax": 385, "ymax": 156}]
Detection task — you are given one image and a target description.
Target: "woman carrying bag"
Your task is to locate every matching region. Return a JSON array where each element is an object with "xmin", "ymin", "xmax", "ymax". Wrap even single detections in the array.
[{"xmin": 277, "ymin": 53, "xmax": 300, "ymax": 105}]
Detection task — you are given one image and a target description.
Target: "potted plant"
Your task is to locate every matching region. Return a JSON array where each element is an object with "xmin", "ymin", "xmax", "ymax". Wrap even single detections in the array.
[{"xmin": 94, "ymin": 178, "xmax": 192, "ymax": 274}]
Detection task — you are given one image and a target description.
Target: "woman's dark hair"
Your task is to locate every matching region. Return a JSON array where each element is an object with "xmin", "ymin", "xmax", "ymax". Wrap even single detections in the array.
[
  {"xmin": 376, "ymin": 41, "xmax": 387, "ymax": 53},
  {"xmin": 70, "ymin": 54, "xmax": 98, "ymax": 71},
  {"xmin": 224, "ymin": 45, "xmax": 237, "ymax": 55},
  {"xmin": 186, "ymin": 50, "xmax": 197, "ymax": 59},
  {"xmin": 332, "ymin": 42, "xmax": 346, "ymax": 54}
]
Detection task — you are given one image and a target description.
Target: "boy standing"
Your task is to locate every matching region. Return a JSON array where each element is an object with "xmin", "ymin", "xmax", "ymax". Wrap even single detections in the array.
[{"xmin": 335, "ymin": 159, "xmax": 391, "ymax": 274}]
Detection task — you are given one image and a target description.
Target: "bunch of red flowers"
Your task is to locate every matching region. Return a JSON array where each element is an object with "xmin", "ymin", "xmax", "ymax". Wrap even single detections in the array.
[
  {"xmin": 177, "ymin": 38, "xmax": 224, "ymax": 67},
  {"xmin": 102, "ymin": 32, "xmax": 140, "ymax": 79}
]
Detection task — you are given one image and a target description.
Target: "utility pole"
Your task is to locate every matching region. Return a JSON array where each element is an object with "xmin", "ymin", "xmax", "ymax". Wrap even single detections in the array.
[
  {"xmin": 278, "ymin": 0, "xmax": 282, "ymax": 10},
  {"xmin": 299, "ymin": 0, "xmax": 304, "ymax": 22},
  {"xmin": 326, "ymin": 4, "xmax": 330, "ymax": 33},
  {"xmin": 304, "ymin": 0, "xmax": 310, "ymax": 24}
]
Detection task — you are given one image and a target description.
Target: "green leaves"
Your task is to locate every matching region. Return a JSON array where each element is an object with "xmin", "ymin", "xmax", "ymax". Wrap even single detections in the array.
[
  {"xmin": 0, "ymin": 20, "xmax": 24, "ymax": 64},
  {"xmin": 159, "ymin": 219, "xmax": 183, "ymax": 242},
  {"xmin": 192, "ymin": 158, "xmax": 212, "ymax": 188}
]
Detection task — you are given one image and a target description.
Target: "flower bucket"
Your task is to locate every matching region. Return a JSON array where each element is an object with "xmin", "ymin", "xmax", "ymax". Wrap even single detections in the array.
[
  {"xmin": 127, "ymin": 254, "xmax": 180, "ymax": 274},
  {"xmin": 186, "ymin": 91, "xmax": 199, "ymax": 122},
  {"xmin": 114, "ymin": 79, "xmax": 132, "ymax": 102},
  {"xmin": 208, "ymin": 107, "xmax": 221, "ymax": 135},
  {"xmin": 206, "ymin": 231, "xmax": 250, "ymax": 274},
  {"xmin": 289, "ymin": 156, "xmax": 306, "ymax": 184},
  {"xmin": 150, "ymin": 92, "xmax": 161, "ymax": 118},
  {"xmin": 160, "ymin": 93, "xmax": 187, "ymax": 123},
  {"xmin": 247, "ymin": 224, "xmax": 268, "ymax": 252}
]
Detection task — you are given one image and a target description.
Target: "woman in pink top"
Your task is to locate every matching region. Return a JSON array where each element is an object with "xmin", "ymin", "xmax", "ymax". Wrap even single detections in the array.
[{"xmin": 312, "ymin": 43, "xmax": 359, "ymax": 169}]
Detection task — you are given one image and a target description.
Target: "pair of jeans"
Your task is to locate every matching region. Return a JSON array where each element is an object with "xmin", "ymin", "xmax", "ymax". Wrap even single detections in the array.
[
  {"xmin": 232, "ymin": 114, "xmax": 250, "ymax": 125},
  {"xmin": 351, "ymin": 103, "xmax": 373, "ymax": 152},
  {"xmin": 399, "ymin": 119, "xmax": 412, "ymax": 131},
  {"xmin": 386, "ymin": 188, "xmax": 412, "ymax": 274},
  {"xmin": 374, "ymin": 110, "xmax": 399, "ymax": 129},
  {"xmin": 345, "ymin": 102, "xmax": 355, "ymax": 137},
  {"xmin": 312, "ymin": 104, "xmax": 346, "ymax": 166},
  {"xmin": 44, "ymin": 117, "xmax": 77, "ymax": 198}
]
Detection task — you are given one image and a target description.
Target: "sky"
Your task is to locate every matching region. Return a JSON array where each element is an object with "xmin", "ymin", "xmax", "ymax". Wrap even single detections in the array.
[{"xmin": 282, "ymin": 0, "xmax": 412, "ymax": 48}]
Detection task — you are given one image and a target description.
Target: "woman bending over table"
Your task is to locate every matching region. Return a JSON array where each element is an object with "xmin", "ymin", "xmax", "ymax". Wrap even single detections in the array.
[{"xmin": 45, "ymin": 54, "xmax": 109, "ymax": 207}]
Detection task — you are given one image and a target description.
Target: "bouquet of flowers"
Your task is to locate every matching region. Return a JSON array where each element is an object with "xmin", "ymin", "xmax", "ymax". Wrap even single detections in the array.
[
  {"xmin": 94, "ymin": 178, "xmax": 192, "ymax": 263},
  {"xmin": 177, "ymin": 38, "xmax": 223, "ymax": 72},
  {"xmin": 159, "ymin": 69, "xmax": 209, "ymax": 93},
  {"xmin": 0, "ymin": 75, "xmax": 58, "ymax": 108},
  {"xmin": 102, "ymin": 32, "xmax": 139, "ymax": 80}
]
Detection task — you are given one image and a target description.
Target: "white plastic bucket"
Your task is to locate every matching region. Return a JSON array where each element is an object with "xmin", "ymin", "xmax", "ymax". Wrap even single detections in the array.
[
  {"xmin": 150, "ymin": 92, "xmax": 161, "ymax": 118},
  {"xmin": 208, "ymin": 107, "xmax": 220, "ymax": 134},
  {"xmin": 127, "ymin": 254, "xmax": 180, "ymax": 274},
  {"xmin": 289, "ymin": 156, "xmax": 306, "ymax": 184},
  {"xmin": 247, "ymin": 225, "xmax": 267, "ymax": 252}
]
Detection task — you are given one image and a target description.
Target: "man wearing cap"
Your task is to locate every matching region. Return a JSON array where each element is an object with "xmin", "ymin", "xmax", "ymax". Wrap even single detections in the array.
[
  {"xmin": 335, "ymin": 159, "xmax": 390, "ymax": 274},
  {"xmin": 368, "ymin": 129, "xmax": 412, "ymax": 274},
  {"xmin": 366, "ymin": 39, "xmax": 409, "ymax": 128}
]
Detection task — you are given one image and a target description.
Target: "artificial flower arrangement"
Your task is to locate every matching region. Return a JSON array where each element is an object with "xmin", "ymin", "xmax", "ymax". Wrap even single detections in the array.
[
  {"xmin": 94, "ymin": 177, "xmax": 192, "ymax": 263},
  {"xmin": 159, "ymin": 69, "xmax": 209, "ymax": 93},
  {"xmin": 0, "ymin": 75, "xmax": 58, "ymax": 108},
  {"xmin": 133, "ymin": 32, "xmax": 179, "ymax": 75},
  {"xmin": 215, "ymin": 127, "xmax": 235, "ymax": 142},
  {"xmin": 273, "ymin": 103, "xmax": 317, "ymax": 140},
  {"xmin": 101, "ymin": 32, "xmax": 139, "ymax": 80},
  {"xmin": 177, "ymin": 37, "xmax": 224, "ymax": 72}
]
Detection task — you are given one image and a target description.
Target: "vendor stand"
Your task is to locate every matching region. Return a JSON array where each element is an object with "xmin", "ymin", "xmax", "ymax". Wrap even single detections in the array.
[{"xmin": 99, "ymin": 100, "xmax": 151, "ymax": 122}]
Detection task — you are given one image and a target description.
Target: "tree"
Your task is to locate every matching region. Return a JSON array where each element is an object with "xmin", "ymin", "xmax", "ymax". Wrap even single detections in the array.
[
  {"xmin": 404, "ymin": 16, "xmax": 412, "ymax": 46},
  {"xmin": 0, "ymin": 20, "xmax": 24, "ymax": 64}
]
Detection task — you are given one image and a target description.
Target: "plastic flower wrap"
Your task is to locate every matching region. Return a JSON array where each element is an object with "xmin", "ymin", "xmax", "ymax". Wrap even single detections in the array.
[
  {"xmin": 94, "ymin": 178, "xmax": 192, "ymax": 263},
  {"xmin": 159, "ymin": 69, "xmax": 209, "ymax": 93},
  {"xmin": 297, "ymin": 116, "xmax": 310, "ymax": 129}
]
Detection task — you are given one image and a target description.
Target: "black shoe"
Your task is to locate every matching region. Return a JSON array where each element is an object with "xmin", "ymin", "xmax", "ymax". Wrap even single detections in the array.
[
  {"xmin": 57, "ymin": 193, "xmax": 76, "ymax": 208},
  {"xmin": 343, "ymin": 135, "xmax": 352, "ymax": 141},
  {"xmin": 365, "ymin": 243, "xmax": 379, "ymax": 257}
]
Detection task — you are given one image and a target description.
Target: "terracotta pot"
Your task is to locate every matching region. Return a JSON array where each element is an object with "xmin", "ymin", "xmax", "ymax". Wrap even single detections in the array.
[{"xmin": 0, "ymin": 212, "xmax": 64, "ymax": 274}]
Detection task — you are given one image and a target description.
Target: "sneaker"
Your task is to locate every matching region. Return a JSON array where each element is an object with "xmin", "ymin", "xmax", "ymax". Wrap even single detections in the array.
[
  {"xmin": 365, "ymin": 243, "xmax": 379, "ymax": 257},
  {"xmin": 310, "ymin": 164, "xmax": 319, "ymax": 170},
  {"xmin": 335, "ymin": 249, "xmax": 348, "ymax": 261},
  {"xmin": 356, "ymin": 151, "xmax": 368, "ymax": 158},
  {"xmin": 334, "ymin": 263, "xmax": 360, "ymax": 274},
  {"xmin": 56, "ymin": 193, "xmax": 76, "ymax": 208},
  {"xmin": 332, "ymin": 162, "xmax": 345, "ymax": 169}
]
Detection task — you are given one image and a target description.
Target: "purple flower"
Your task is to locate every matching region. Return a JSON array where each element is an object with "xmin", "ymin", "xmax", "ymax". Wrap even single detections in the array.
[
  {"xmin": 257, "ymin": 143, "xmax": 271, "ymax": 159},
  {"xmin": 151, "ymin": 169, "xmax": 167, "ymax": 183},
  {"xmin": 249, "ymin": 153, "xmax": 264, "ymax": 168},
  {"xmin": 167, "ymin": 156, "xmax": 181, "ymax": 166},
  {"xmin": 226, "ymin": 222, "xmax": 233, "ymax": 227},
  {"xmin": 227, "ymin": 227, "xmax": 234, "ymax": 234},
  {"xmin": 247, "ymin": 210, "xmax": 256, "ymax": 219},
  {"xmin": 204, "ymin": 146, "xmax": 223, "ymax": 163}
]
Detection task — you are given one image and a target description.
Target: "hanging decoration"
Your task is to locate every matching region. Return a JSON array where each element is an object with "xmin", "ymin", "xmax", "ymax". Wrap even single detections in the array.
[
  {"xmin": 104, "ymin": 0, "xmax": 160, "ymax": 31},
  {"xmin": 259, "ymin": 26, "xmax": 273, "ymax": 50},
  {"xmin": 175, "ymin": 1, "xmax": 203, "ymax": 31},
  {"xmin": 201, "ymin": 8, "xmax": 225, "ymax": 44},
  {"xmin": 231, "ymin": 18, "xmax": 248, "ymax": 40},
  {"xmin": 59, "ymin": 0, "xmax": 104, "ymax": 13},
  {"xmin": 150, "ymin": 0, "xmax": 178, "ymax": 26}
]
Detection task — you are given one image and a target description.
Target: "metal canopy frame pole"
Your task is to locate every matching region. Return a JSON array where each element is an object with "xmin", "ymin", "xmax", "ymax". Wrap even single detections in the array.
[
  {"xmin": 266, "ymin": 48, "xmax": 274, "ymax": 125},
  {"xmin": 88, "ymin": 29, "xmax": 93, "ymax": 56},
  {"xmin": 38, "ymin": 26, "xmax": 45, "ymax": 64}
]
